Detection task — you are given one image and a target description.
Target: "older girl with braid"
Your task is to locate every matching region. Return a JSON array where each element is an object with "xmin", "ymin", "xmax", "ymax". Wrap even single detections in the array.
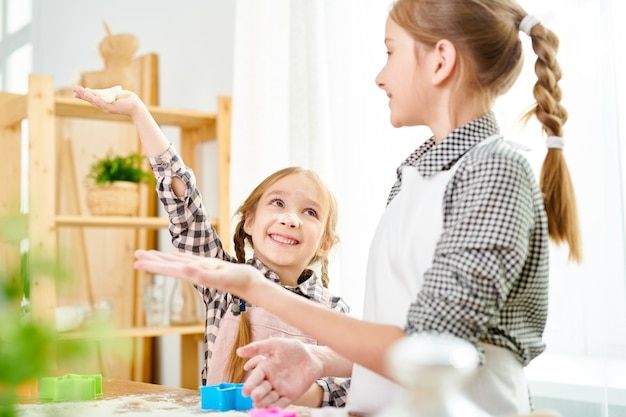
[
  {"xmin": 134, "ymin": 0, "xmax": 581, "ymax": 415},
  {"xmin": 72, "ymin": 86, "xmax": 350, "ymax": 408}
]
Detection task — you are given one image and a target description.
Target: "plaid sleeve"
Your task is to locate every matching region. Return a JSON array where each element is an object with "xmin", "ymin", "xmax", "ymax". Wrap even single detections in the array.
[
  {"xmin": 147, "ymin": 145, "xmax": 233, "ymax": 261},
  {"xmin": 316, "ymin": 377, "xmax": 351, "ymax": 407},
  {"xmin": 148, "ymin": 145, "xmax": 237, "ymax": 385},
  {"xmin": 406, "ymin": 146, "xmax": 547, "ymax": 365}
]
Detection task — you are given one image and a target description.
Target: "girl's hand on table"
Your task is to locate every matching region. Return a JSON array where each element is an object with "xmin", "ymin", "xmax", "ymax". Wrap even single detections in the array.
[{"xmin": 238, "ymin": 338, "xmax": 323, "ymax": 408}]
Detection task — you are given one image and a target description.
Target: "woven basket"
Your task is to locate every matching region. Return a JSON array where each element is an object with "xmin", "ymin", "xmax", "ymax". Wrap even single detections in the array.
[{"xmin": 86, "ymin": 181, "xmax": 139, "ymax": 216}]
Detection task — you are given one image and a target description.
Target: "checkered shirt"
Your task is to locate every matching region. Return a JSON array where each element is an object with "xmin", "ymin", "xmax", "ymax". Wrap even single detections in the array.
[
  {"xmin": 148, "ymin": 145, "xmax": 351, "ymax": 406},
  {"xmin": 388, "ymin": 112, "xmax": 549, "ymax": 366}
]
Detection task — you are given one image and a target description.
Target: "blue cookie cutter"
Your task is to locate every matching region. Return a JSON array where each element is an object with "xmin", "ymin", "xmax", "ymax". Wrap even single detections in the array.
[
  {"xmin": 200, "ymin": 382, "xmax": 253, "ymax": 411},
  {"xmin": 38, "ymin": 373, "xmax": 103, "ymax": 402}
]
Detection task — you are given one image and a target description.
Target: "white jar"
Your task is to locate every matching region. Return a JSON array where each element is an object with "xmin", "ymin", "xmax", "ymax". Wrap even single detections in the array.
[{"xmin": 374, "ymin": 333, "xmax": 491, "ymax": 417}]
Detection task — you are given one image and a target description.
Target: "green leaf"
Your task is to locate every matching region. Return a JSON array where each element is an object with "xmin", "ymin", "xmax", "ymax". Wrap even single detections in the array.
[{"xmin": 86, "ymin": 150, "xmax": 153, "ymax": 185}]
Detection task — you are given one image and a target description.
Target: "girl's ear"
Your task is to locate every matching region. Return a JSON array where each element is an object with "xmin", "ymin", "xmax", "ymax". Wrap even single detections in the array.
[
  {"xmin": 431, "ymin": 39, "xmax": 457, "ymax": 85},
  {"xmin": 243, "ymin": 215, "xmax": 254, "ymax": 235},
  {"xmin": 316, "ymin": 237, "xmax": 333, "ymax": 257}
]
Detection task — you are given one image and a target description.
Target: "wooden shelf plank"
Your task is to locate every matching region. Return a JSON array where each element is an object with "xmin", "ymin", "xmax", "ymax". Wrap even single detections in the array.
[
  {"xmin": 55, "ymin": 215, "xmax": 170, "ymax": 229},
  {"xmin": 53, "ymin": 97, "xmax": 217, "ymax": 130},
  {"xmin": 0, "ymin": 92, "xmax": 27, "ymax": 127},
  {"xmin": 59, "ymin": 324, "xmax": 205, "ymax": 340},
  {"xmin": 119, "ymin": 324, "xmax": 204, "ymax": 337},
  {"xmin": 55, "ymin": 215, "xmax": 217, "ymax": 229}
]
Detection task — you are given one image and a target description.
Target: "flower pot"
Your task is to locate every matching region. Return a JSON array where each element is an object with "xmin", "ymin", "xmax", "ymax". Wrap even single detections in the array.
[{"xmin": 86, "ymin": 181, "xmax": 139, "ymax": 216}]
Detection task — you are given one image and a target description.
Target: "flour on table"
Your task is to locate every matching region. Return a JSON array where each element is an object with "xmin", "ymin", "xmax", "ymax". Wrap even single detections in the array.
[
  {"xmin": 310, "ymin": 408, "xmax": 350, "ymax": 417},
  {"xmin": 17, "ymin": 393, "xmax": 244, "ymax": 417},
  {"xmin": 17, "ymin": 393, "xmax": 313, "ymax": 417}
]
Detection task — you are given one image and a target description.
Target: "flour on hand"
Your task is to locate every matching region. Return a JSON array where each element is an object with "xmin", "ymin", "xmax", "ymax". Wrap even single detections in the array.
[{"xmin": 87, "ymin": 85, "xmax": 131, "ymax": 103}]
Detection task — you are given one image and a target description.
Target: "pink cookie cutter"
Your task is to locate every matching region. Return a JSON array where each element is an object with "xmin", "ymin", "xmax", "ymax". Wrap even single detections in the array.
[{"xmin": 250, "ymin": 407, "xmax": 297, "ymax": 417}]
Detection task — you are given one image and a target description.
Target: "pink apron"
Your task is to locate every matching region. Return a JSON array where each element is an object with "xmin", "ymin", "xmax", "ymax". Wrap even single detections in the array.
[
  {"xmin": 206, "ymin": 303, "xmax": 319, "ymax": 385},
  {"xmin": 347, "ymin": 136, "xmax": 531, "ymax": 416}
]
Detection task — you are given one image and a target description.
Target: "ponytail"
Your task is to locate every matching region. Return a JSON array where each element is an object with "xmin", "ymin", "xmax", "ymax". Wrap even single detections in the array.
[{"xmin": 225, "ymin": 300, "xmax": 252, "ymax": 383}]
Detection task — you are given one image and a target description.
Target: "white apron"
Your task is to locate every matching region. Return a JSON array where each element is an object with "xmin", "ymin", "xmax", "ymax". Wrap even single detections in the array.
[{"xmin": 347, "ymin": 136, "xmax": 530, "ymax": 416}]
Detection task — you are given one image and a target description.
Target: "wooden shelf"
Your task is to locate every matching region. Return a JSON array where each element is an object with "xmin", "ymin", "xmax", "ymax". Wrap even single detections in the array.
[
  {"xmin": 1, "ymin": 94, "xmax": 217, "ymax": 136},
  {"xmin": 56, "ymin": 215, "xmax": 170, "ymax": 229},
  {"xmin": 1, "ymin": 73, "xmax": 232, "ymax": 389}
]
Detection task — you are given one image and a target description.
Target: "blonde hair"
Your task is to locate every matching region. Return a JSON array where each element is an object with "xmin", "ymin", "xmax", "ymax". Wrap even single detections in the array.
[
  {"xmin": 225, "ymin": 167, "xmax": 339, "ymax": 382},
  {"xmin": 390, "ymin": 0, "xmax": 581, "ymax": 262}
]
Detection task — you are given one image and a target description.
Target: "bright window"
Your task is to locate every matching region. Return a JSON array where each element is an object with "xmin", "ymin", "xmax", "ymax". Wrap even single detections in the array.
[
  {"xmin": 6, "ymin": 42, "xmax": 31, "ymax": 93},
  {"xmin": 6, "ymin": 0, "xmax": 30, "ymax": 35},
  {"xmin": 0, "ymin": 0, "xmax": 32, "ymax": 92}
]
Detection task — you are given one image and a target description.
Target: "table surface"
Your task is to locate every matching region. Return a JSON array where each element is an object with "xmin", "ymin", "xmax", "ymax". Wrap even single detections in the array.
[
  {"xmin": 17, "ymin": 378, "xmax": 362, "ymax": 416},
  {"xmin": 102, "ymin": 378, "xmax": 199, "ymax": 401}
]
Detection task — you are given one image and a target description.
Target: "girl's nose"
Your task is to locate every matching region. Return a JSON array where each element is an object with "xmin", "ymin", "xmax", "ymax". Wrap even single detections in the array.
[
  {"xmin": 375, "ymin": 70, "xmax": 385, "ymax": 89},
  {"xmin": 275, "ymin": 212, "xmax": 302, "ymax": 227}
]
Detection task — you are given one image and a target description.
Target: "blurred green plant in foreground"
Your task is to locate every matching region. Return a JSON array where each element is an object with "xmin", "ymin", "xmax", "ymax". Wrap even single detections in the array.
[{"xmin": 0, "ymin": 214, "xmax": 93, "ymax": 417}]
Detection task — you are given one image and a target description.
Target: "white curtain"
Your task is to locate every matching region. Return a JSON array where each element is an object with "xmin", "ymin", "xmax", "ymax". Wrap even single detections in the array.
[
  {"xmin": 230, "ymin": 0, "xmax": 422, "ymax": 315},
  {"xmin": 230, "ymin": 0, "xmax": 626, "ymax": 411}
]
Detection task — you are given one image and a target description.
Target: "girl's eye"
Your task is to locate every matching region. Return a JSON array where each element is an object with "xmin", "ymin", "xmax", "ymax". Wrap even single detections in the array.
[
  {"xmin": 304, "ymin": 208, "xmax": 318, "ymax": 218},
  {"xmin": 270, "ymin": 199, "xmax": 284, "ymax": 208}
]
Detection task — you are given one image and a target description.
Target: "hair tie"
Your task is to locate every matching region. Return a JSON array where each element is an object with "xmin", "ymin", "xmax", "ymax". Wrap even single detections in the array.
[
  {"xmin": 519, "ymin": 14, "xmax": 540, "ymax": 36},
  {"xmin": 546, "ymin": 136, "xmax": 564, "ymax": 149}
]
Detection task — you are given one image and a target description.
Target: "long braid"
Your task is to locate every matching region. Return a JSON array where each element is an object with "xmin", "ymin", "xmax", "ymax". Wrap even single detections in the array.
[
  {"xmin": 523, "ymin": 21, "xmax": 581, "ymax": 262},
  {"xmin": 232, "ymin": 218, "xmax": 248, "ymax": 263},
  {"xmin": 320, "ymin": 257, "xmax": 330, "ymax": 288},
  {"xmin": 225, "ymin": 218, "xmax": 253, "ymax": 382}
]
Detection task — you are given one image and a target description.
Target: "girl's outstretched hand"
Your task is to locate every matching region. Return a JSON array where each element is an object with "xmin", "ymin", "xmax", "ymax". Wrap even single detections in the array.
[
  {"xmin": 133, "ymin": 249, "xmax": 264, "ymax": 301},
  {"xmin": 72, "ymin": 85, "xmax": 142, "ymax": 118}
]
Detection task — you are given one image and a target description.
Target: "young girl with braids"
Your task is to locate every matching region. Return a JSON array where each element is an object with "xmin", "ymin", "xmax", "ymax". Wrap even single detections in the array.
[
  {"xmin": 134, "ymin": 0, "xmax": 581, "ymax": 414},
  {"xmin": 72, "ymin": 86, "xmax": 350, "ymax": 407}
]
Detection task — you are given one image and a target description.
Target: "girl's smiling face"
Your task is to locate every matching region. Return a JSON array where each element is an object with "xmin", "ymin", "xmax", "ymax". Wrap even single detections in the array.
[{"xmin": 243, "ymin": 172, "xmax": 330, "ymax": 285}]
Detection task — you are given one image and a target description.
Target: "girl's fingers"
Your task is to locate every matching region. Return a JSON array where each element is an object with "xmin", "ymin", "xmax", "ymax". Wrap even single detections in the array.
[
  {"xmin": 256, "ymin": 388, "xmax": 281, "ymax": 408},
  {"xmin": 243, "ymin": 355, "xmax": 266, "ymax": 371},
  {"xmin": 250, "ymin": 380, "xmax": 273, "ymax": 404},
  {"xmin": 135, "ymin": 249, "xmax": 204, "ymax": 264},
  {"xmin": 242, "ymin": 365, "xmax": 266, "ymax": 396},
  {"xmin": 134, "ymin": 259, "xmax": 183, "ymax": 278}
]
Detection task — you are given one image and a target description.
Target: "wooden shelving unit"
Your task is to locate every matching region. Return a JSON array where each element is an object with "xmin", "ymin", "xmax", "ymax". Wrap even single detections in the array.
[{"xmin": 0, "ymin": 74, "xmax": 231, "ymax": 389}]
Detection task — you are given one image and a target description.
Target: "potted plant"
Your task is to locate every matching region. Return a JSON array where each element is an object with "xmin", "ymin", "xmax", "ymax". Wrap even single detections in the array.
[{"xmin": 85, "ymin": 151, "xmax": 152, "ymax": 216}]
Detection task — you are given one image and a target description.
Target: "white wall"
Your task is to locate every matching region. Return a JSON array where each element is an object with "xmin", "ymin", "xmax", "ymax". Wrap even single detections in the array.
[
  {"xmin": 29, "ymin": 0, "xmax": 236, "ymax": 387},
  {"xmin": 32, "ymin": 0, "xmax": 234, "ymax": 112}
]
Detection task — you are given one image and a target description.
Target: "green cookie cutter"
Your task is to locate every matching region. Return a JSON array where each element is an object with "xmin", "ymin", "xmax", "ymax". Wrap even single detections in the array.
[{"xmin": 38, "ymin": 374, "xmax": 103, "ymax": 402}]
